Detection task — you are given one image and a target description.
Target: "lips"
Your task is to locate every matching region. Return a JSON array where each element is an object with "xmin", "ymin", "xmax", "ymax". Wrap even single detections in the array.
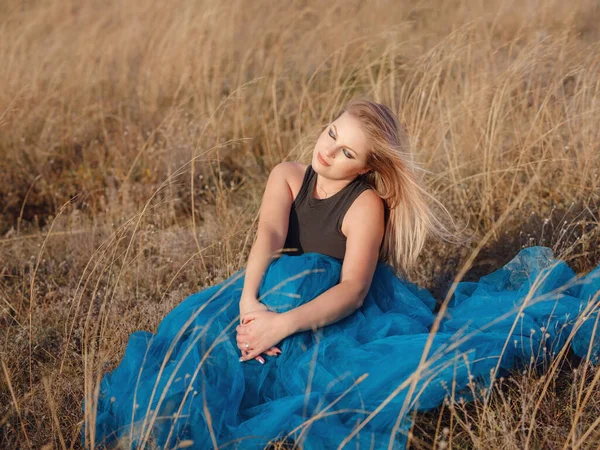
[{"xmin": 317, "ymin": 153, "xmax": 330, "ymax": 166}]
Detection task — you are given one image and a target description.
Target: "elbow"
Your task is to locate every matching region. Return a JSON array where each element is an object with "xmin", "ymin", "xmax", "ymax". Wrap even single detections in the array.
[
  {"xmin": 356, "ymin": 291, "xmax": 367, "ymax": 308},
  {"xmin": 344, "ymin": 280, "xmax": 368, "ymax": 308},
  {"xmin": 257, "ymin": 226, "xmax": 287, "ymax": 254}
]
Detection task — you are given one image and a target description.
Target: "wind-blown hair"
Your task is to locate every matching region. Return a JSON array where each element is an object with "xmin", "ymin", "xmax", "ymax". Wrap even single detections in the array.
[{"xmin": 334, "ymin": 98, "xmax": 469, "ymax": 274}]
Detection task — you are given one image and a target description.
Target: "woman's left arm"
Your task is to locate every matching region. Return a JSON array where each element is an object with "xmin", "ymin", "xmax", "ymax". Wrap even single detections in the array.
[
  {"xmin": 238, "ymin": 190, "xmax": 385, "ymax": 361},
  {"xmin": 280, "ymin": 189, "xmax": 385, "ymax": 334}
]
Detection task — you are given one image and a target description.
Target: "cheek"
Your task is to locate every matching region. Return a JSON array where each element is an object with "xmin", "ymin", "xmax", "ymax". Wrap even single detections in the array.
[{"xmin": 318, "ymin": 131, "xmax": 332, "ymax": 145}]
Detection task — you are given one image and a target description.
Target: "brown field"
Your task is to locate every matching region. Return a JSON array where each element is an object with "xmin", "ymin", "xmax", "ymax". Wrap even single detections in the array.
[{"xmin": 1, "ymin": 0, "xmax": 600, "ymax": 448}]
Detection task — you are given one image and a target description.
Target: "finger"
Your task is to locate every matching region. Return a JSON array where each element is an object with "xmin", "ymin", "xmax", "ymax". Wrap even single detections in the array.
[
  {"xmin": 247, "ymin": 350, "xmax": 264, "ymax": 364},
  {"xmin": 242, "ymin": 348, "xmax": 264, "ymax": 362},
  {"xmin": 239, "ymin": 341, "xmax": 253, "ymax": 353},
  {"xmin": 237, "ymin": 334, "xmax": 252, "ymax": 349},
  {"xmin": 263, "ymin": 346, "xmax": 282, "ymax": 356},
  {"xmin": 236, "ymin": 334, "xmax": 250, "ymax": 350},
  {"xmin": 239, "ymin": 349, "xmax": 265, "ymax": 365}
]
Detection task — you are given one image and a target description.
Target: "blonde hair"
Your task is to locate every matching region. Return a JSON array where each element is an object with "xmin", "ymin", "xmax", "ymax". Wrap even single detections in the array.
[{"xmin": 334, "ymin": 98, "xmax": 470, "ymax": 274}]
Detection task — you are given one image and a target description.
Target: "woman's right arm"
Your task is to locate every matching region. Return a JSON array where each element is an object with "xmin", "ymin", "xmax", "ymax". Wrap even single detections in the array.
[{"xmin": 240, "ymin": 162, "xmax": 295, "ymax": 305}]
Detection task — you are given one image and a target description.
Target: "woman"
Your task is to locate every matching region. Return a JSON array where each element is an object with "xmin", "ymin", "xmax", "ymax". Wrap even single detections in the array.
[
  {"xmin": 85, "ymin": 99, "xmax": 600, "ymax": 450},
  {"xmin": 236, "ymin": 99, "xmax": 456, "ymax": 366}
]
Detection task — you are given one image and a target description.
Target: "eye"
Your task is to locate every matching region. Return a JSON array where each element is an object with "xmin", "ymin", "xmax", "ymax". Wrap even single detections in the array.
[{"xmin": 328, "ymin": 128, "xmax": 353, "ymax": 159}]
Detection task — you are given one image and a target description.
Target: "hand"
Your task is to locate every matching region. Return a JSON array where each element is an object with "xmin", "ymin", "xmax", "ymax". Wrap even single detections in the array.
[
  {"xmin": 236, "ymin": 309, "xmax": 288, "ymax": 363},
  {"xmin": 238, "ymin": 298, "xmax": 281, "ymax": 363},
  {"xmin": 239, "ymin": 296, "xmax": 267, "ymax": 324}
]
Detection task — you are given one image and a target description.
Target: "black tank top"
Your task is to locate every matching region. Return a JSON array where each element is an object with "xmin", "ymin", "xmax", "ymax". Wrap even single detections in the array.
[{"xmin": 283, "ymin": 165, "xmax": 373, "ymax": 260}]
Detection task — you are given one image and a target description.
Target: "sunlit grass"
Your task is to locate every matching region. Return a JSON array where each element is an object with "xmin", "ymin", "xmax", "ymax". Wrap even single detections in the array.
[{"xmin": 1, "ymin": 0, "xmax": 600, "ymax": 448}]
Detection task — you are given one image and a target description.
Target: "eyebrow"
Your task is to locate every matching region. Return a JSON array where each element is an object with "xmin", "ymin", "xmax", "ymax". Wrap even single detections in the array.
[{"xmin": 332, "ymin": 124, "xmax": 358, "ymax": 157}]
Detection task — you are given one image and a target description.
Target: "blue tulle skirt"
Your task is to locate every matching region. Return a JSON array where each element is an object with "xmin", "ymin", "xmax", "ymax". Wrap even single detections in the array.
[{"xmin": 84, "ymin": 246, "xmax": 600, "ymax": 449}]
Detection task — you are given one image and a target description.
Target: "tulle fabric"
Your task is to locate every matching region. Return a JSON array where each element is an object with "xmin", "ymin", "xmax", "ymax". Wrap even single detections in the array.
[{"xmin": 84, "ymin": 246, "xmax": 600, "ymax": 449}]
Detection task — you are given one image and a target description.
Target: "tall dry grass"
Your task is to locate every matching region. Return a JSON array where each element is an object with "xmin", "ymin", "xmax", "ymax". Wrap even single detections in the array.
[{"xmin": 1, "ymin": 0, "xmax": 600, "ymax": 448}]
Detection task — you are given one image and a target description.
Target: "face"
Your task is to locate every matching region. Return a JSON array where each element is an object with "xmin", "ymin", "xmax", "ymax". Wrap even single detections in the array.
[{"xmin": 311, "ymin": 112, "xmax": 371, "ymax": 181}]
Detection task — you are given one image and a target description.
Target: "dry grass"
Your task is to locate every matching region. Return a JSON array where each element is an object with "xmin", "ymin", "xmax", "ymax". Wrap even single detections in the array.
[{"xmin": 1, "ymin": 0, "xmax": 600, "ymax": 448}]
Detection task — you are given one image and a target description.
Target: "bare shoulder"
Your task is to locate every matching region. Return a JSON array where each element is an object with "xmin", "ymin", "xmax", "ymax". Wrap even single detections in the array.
[
  {"xmin": 275, "ymin": 161, "xmax": 307, "ymax": 177},
  {"xmin": 341, "ymin": 188, "xmax": 385, "ymax": 237},
  {"xmin": 274, "ymin": 162, "xmax": 308, "ymax": 201},
  {"xmin": 339, "ymin": 188, "xmax": 385, "ymax": 298}
]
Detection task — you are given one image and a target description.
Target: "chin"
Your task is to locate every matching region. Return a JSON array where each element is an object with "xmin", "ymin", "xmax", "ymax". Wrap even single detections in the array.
[
  {"xmin": 312, "ymin": 156, "xmax": 323, "ymax": 169},
  {"xmin": 313, "ymin": 153, "xmax": 332, "ymax": 171}
]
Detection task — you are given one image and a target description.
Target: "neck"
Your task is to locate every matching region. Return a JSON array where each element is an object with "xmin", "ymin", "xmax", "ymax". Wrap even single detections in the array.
[{"xmin": 314, "ymin": 174, "xmax": 355, "ymax": 199}]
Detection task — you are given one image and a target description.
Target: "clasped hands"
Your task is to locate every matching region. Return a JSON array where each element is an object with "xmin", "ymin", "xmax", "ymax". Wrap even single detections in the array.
[{"xmin": 236, "ymin": 297, "xmax": 288, "ymax": 364}]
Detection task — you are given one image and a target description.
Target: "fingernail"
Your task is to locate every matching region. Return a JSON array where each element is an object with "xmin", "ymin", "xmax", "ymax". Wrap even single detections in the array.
[
  {"xmin": 239, "ymin": 357, "xmax": 244, "ymax": 362},
  {"xmin": 258, "ymin": 358, "xmax": 265, "ymax": 365}
]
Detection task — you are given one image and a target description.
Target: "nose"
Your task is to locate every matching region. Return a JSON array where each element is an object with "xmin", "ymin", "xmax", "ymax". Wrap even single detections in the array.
[{"xmin": 323, "ymin": 147, "xmax": 335, "ymax": 158}]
